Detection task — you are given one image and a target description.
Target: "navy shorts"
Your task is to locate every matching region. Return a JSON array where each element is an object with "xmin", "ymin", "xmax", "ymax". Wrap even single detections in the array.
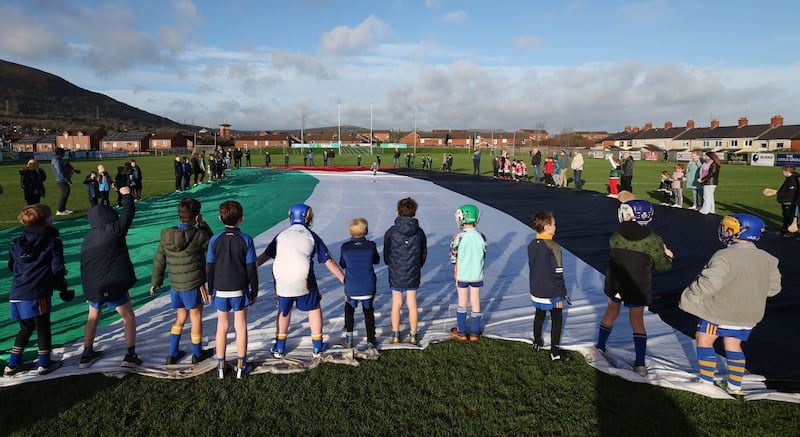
[
  {"xmin": 609, "ymin": 295, "xmax": 644, "ymax": 308},
  {"xmin": 277, "ymin": 292, "xmax": 321, "ymax": 316},
  {"xmin": 88, "ymin": 294, "xmax": 130, "ymax": 310},
  {"xmin": 457, "ymin": 280, "xmax": 484, "ymax": 288},
  {"xmin": 213, "ymin": 294, "xmax": 251, "ymax": 312}
]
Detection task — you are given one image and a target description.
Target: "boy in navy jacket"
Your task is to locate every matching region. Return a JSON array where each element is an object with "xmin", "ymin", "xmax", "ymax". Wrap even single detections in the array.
[
  {"xmin": 5, "ymin": 204, "xmax": 69, "ymax": 376},
  {"xmin": 339, "ymin": 218, "xmax": 380, "ymax": 348}
]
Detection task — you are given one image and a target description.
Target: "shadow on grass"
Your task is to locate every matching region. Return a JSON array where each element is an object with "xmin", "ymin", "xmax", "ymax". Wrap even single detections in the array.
[{"xmin": 0, "ymin": 373, "xmax": 120, "ymax": 434}]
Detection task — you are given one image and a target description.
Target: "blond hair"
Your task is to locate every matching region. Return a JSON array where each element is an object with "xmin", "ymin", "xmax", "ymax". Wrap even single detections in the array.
[{"xmin": 348, "ymin": 217, "xmax": 369, "ymax": 237}]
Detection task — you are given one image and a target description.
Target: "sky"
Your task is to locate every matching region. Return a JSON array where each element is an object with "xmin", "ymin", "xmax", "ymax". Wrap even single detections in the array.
[{"xmin": 2, "ymin": 0, "xmax": 800, "ymax": 134}]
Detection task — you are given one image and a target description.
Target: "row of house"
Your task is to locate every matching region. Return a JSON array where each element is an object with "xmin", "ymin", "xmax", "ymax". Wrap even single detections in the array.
[
  {"xmin": 603, "ymin": 115, "xmax": 800, "ymax": 152},
  {"xmin": 10, "ymin": 129, "xmax": 190, "ymax": 153}
]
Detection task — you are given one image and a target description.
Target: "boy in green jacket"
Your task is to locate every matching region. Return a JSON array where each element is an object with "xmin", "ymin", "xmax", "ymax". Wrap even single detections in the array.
[{"xmin": 150, "ymin": 198, "xmax": 214, "ymax": 365}]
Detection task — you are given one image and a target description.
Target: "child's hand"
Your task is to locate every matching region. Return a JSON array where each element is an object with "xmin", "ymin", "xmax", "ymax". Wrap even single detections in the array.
[
  {"xmin": 663, "ymin": 244, "xmax": 674, "ymax": 258},
  {"xmin": 149, "ymin": 286, "xmax": 157, "ymax": 296}
]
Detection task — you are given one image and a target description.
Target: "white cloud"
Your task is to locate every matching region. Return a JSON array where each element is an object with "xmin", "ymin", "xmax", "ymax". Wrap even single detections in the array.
[
  {"xmin": 515, "ymin": 35, "xmax": 543, "ymax": 51},
  {"xmin": 320, "ymin": 15, "xmax": 390, "ymax": 56},
  {"xmin": 272, "ymin": 50, "xmax": 335, "ymax": 79},
  {"xmin": 440, "ymin": 10, "xmax": 468, "ymax": 23},
  {"xmin": 0, "ymin": 6, "xmax": 68, "ymax": 60}
]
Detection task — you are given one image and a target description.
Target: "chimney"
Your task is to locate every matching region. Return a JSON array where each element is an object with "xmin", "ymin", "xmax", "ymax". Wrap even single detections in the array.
[
  {"xmin": 687, "ymin": 120, "xmax": 695, "ymax": 129},
  {"xmin": 633, "ymin": 126, "xmax": 640, "ymax": 133},
  {"xmin": 710, "ymin": 119, "xmax": 720, "ymax": 128},
  {"xmin": 771, "ymin": 115, "xmax": 784, "ymax": 127},
  {"xmin": 644, "ymin": 122, "xmax": 653, "ymax": 130},
  {"xmin": 738, "ymin": 117, "xmax": 748, "ymax": 127},
  {"xmin": 664, "ymin": 121, "xmax": 673, "ymax": 129},
  {"xmin": 624, "ymin": 125, "xmax": 631, "ymax": 132}
]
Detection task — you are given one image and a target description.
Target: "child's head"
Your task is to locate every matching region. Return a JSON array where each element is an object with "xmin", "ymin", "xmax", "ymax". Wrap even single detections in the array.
[
  {"xmin": 531, "ymin": 211, "xmax": 555, "ymax": 234},
  {"xmin": 18, "ymin": 204, "xmax": 52, "ymax": 226},
  {"xmin": 289, "ymin": 204, "xmax": 313, "ymax": 226},
  {"xmin": 455, "ymin": 204, "xmax": 479, "ymax": 228},
  {"xmin": 674, "ymin": 163, "xmax": 685, "ymax": 171},
  {"xmin": 618, "ymin": 200, "xmax": 653, "ymax": 225},
  {"xmin": 90, "ymin": 170, "xmax": 98, "ymax": 178},
  {"xmin": 397, "ymin": 197, "xmax": 418, "ymax": 217},
  {"xmin": 348, "ymin": 217, "xmax": 369, "ymax": 237},
  {"xmin": 26, "ymin": 159, "xmax": 39, "ymax": 170},
  {"xmin": 219, "ymin": 200, "xmax": 243, "ymax": 226},
  {"xmin": 117, "ymin": 165, "xmax": 125, "ymax": 173},
  {"xmin": 661, "ymin": 170, "xmax": 671, "ymax": 177},
  {"xmin": 719, "ymin": 213, "xmax": 764, "ymax": 245},
  {"xmin": 98, "ymin": 164, "xmax": 106, "ymax": 173},
  {"xmin": 783, "ymin": 165, "xmax": 796, "ymax": 177},
  {"xmin": 178, "ymin": 197, "xmax": 202, "ymax": 224}
]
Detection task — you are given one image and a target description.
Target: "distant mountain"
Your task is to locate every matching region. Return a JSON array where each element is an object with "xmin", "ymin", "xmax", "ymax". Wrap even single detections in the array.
[{"xmin": 0, "ymin": 59, "xmax": 192, "ymax": 132}]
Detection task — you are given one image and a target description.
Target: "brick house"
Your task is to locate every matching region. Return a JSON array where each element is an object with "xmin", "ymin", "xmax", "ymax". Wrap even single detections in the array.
[
  {"xmin": 36, "ymin": 135, "xmax": 57, "ymax": 152},
  {"xmin": 100, "ymin": 132, "xmax": 152, "ymax": 152},
  {"xmin": 150, "ymin": 131, "xmax": 188, "ymax": 150},
  {"xmin": 11, "ymin": 136, "xmax": 40, "ymax": 152},
  {"xmin": 234, "ymin": 133, "xmax": 292, "ymax": 149},
  {"xmin": 56, "ymin": 128, "xmax": 106, "ymax": 151}
]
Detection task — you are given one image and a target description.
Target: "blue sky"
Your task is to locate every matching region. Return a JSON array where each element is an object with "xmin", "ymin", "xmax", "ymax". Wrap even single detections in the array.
[{"xmin": 2, "ymin": 0, "xmax": 800, "ymax": 133}]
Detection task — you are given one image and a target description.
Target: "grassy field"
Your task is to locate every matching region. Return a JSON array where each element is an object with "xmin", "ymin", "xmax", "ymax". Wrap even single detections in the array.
[
  {"xmin": 1, "ymin": 148, "xmax": 798, "ymax": 435},
  {"xmin": 0, "ymin": 147, "xmax": 789, "ymax": 230}
]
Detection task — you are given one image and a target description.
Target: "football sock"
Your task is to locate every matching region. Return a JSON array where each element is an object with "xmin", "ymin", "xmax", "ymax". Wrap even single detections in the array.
[
  {"xmin": 533, "ymin": 309, "xmax": 546, "ymax": 346},
  {"xmin": 169, "ymin": 325, "xmax": 182, "ymax": 357},
  {"xmin": 726, "ymin": 350, "xmax": 746, "ymax": 390},
  {"xmin": 344, "ymin": 303, "xmax": 355, "ymax": 332},
  {"xmin": 37, "ymin": 349, "xmax": 51, "ymax": 368},
  {"xmin": 697, "ymin": 346, "xmax": 716, "ymax": 383},
  {"xmin": 470, "ymin": 312, "xmax": 482, "ymax": 335},
  {"xmin": 217, "ymin": 358, "xmax": 225, "ymax": 369},
  {"xmin": 275, "ymin": 334, "xmax": 287, "ymax": 352},
  {"xmin": 127, "ymin": 345, "xmax": 136, "ymax": 356},
  {"xmin": 363, "ymin": 306, "xmax": 376, "ymax": 343},
  {"xmin": 456, "ymin": 307, "xmax": 467, "ymax": 333},
  {"xmin": 550, "ymin": 308, "xmax": 563, "ymax": 354},
  {"xmin": 191, "ymin": 333, "xmax": 202, "ymax": 357},
  {"xmin": 237, "ymin": 357, "xmax": 246, "ymax": 369},
  {"xmin": 633, "ymin": 333, "xmax": 647, "ymax": 367},
  {"xmin": 596, "ymin": 323, "xmax": 613, "ymax": 351},
  {"xmin": 8, "ymin": 346, "xmax": 23, "ymax": 368},
  {"xmin": 311, "ymin": 333, "xmax": 323, "ymax": 351}
]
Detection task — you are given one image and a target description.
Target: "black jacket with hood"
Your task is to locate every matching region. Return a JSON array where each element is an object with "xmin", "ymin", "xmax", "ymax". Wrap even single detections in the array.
[
  {"xmin": 383, "ymin": 216, "xmax": 427, "ymax": 289},
  {"xmin": 80, "ymin": 193, "xmax": 136, "ymax": 303}
]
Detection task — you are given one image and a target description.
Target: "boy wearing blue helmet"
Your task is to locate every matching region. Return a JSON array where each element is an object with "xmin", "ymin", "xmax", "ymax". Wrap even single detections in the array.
[
  {"xmin": 257, "ymin": 204, "xmax": 345, "ymax": 358},
  {"xmin": 680, "ymin": 214, "xmax": 781, "ymax": 400},
  {"xmin": 596, "ymin": 199, "xmax": 673, "ymax": 376}
]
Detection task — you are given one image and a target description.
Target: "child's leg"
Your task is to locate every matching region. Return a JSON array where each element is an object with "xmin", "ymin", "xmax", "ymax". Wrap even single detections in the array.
[
  {"xmin": 308, "ymin": 307, "xmax": 324, "ymax": 352},
  {"xmin": 695, "ymin": 330, "xmax": 718, "ymax": 383},
  {"xmin": 629, "ymin": 306, "xmax": 647, "ymax": 367},
  {"xmin": 363, "ymin": 299, "xmax": 376, "ymax": 345},
  {"xmin": 405, "ymin": 290, "xmax": 418, "ymax": 333},
  {"xmin": 455, "ymin": 286, "xmax": 468, "ymax": 333},
  {"xmin": 391, "ymin": 291, "xmax": 403, "ymax": 333},
  {"xmin": 533, "ymin": 309, "xmax": 546, "ymax": 347},
  {"xmin": 36, "ymin": 314, "xmax": 53, "ymax": 367},
  {"xmin": 84, "ymin": 305, "xmax": 103, "ymax": 352},
  {"xmin": 274, "ymin": 309, "xmax": 292, "ymax": 352},
  {"xmin": 550, "ymin": 308, "xmax": 563, "ymax": 356},
  {"xmin": 344, "ymin": 302, "xmax": 356, "ymax": 334},
  {"xmin": 115, "ymin": 301, "xmax": 137, "ymax": 356},
  {"xmin": 169, "ymin": 308, "xmax": 189, "ymax": 358},
  {"xmin": 188, "ymin": 306, "xmax": 204, "ymax": 357},
  {"xmin": 215, "ymin": 310, "xmax": 230, "ymax": 361},
  {"xmin": 233, "ymin": 308, "xmax": 248, "ymax": 365},
  {"xmin": 469, "ymin": 286, "xmax": 482, "ymax": 335},
  {"xmin": 8, "ymin": 318, "xmax": 36, "ymax": 368},
  {"xmin": 723, "ymin": 337, "xmax": 746, "ymax": 391},
  {"xmin": 596, "ymin": 298, "xmax": 621, "ymax": 351}
]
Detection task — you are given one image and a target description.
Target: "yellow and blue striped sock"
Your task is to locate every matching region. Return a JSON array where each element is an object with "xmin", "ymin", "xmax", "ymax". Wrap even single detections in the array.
[
  {"xmin": 726, "ymin": 350, "xmax": 746, "ymax": 390},
  {"xmin": 697, "ymin": 346, "xmax": 716, "ymax": 383},
  {"xmin": 191, "ymin": 333, "xmax": 202, "ymax": 357}
]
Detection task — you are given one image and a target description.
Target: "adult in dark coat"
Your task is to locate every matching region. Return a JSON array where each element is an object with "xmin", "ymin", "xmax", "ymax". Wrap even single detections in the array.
[
  {"xmin": 20, "ymin": 159, "xmax": 47, "ymax": 205},
  {"xmin": 173, "ymin": 155, "xmax": 182, "ymax": 192},
  {"xmin": 531, "ymin": 148, "xmax": 542, "ymax": 182},
  {"xmin": 620, "ymin": 152, "xmax": 635, "ymax": 193}
]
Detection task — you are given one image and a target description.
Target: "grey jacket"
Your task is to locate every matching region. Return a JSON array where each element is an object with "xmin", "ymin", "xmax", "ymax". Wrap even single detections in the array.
[{"xmin": 679, "ymin": 242, "xmax": 781, "ymax": 327}]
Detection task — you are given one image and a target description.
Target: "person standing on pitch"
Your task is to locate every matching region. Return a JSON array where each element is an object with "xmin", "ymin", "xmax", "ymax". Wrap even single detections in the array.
[{"xmin": 448, "ymin": 205, "xmax": 487, "ymax": 341}]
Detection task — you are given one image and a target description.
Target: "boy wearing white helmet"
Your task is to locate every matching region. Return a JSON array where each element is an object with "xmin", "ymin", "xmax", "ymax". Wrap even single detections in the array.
[
  {"xmin": 680, "ymin": 214, "xmax": 781, "ymax": 400},
  {"xmin": 596, "ymin": 200, "xmax": 673, "ymax": 376},
  {"xmin": 449, "ymin": 204, "xmax": 488, "ymax": 341}
]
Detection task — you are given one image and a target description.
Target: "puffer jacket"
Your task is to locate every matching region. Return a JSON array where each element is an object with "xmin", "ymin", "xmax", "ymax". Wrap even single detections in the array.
[
  {"xmin": 80, "ymin": 194, "xmax": 136, "ymax": 303},
  {"xmin": 383, "ymin": 216, "xmax": 427, "ymax": 289},
  {"xmin": 8, "ymin": 225, "xmax": 66, "ymax": 300},
  {"xmin": 604, "ymin": 221, "xmax": 672, "ymax": 305},
  {"xmin": 151, "ymin": 221, "xmax": 213, "ymax": 291}
]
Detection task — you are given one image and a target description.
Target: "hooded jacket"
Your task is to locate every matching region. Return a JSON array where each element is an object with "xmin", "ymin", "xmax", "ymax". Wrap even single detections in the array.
[
  {"xmin": 9, "ymin": 225, "xmax": 66, "ymax": 301},
  {"xmin": 151, "ymin": 221, "xmax": 213, "ymax": 292},
  {"xmin": 604, "ymin": 221, "xmax": 672, "ymax": 305},
  {"xmin": 777, "ymin": 171, "xmax": 800, "ymax": 204},
  {"xmin": 80, "ymin": 194, "xmax": 136, "ymax": 303},
  {"xmin": 383, "ymin": 216, "xmax": 427, "ymax": 288}
]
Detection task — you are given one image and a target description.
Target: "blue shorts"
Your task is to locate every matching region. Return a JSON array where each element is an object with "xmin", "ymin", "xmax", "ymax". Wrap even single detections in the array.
[
  {"xmin": 391, "ymin": 287, "xmax": 417, "ymax": 293},
  {"xmin": 609, "ymin": 295, "xmax": 643, "ymax": 308},
  {"xmin": 697, "ymin": 319, "xmax": 752, "ymax": 341},
  {"xmin": 346, "ymin": 296, "xmax": 374, "ymax": 309},
  {"xmin": 213, "ymin": 294, "xmax": 251, "ymax": 312},
  {"xmin": 277, "ymin": 293, "xmax": 321, "ymax": 316},
  {"xmin": 88, "ymin": 294, "xmax": 130, "ymax": 310},
  {"xmin": 170, "ymin": 288, "xmax": 204, "ymax": 310},
  {"xmin": 457, "ymin": 280, "xmax": 484, "ymax": 288},
  {"xmin": 531, "ymin": 296, "xmax": 565, "ymax": 311},
  {"xmin": 10, "ymin": 298, "xmax": 51, "ymax": 320}
]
